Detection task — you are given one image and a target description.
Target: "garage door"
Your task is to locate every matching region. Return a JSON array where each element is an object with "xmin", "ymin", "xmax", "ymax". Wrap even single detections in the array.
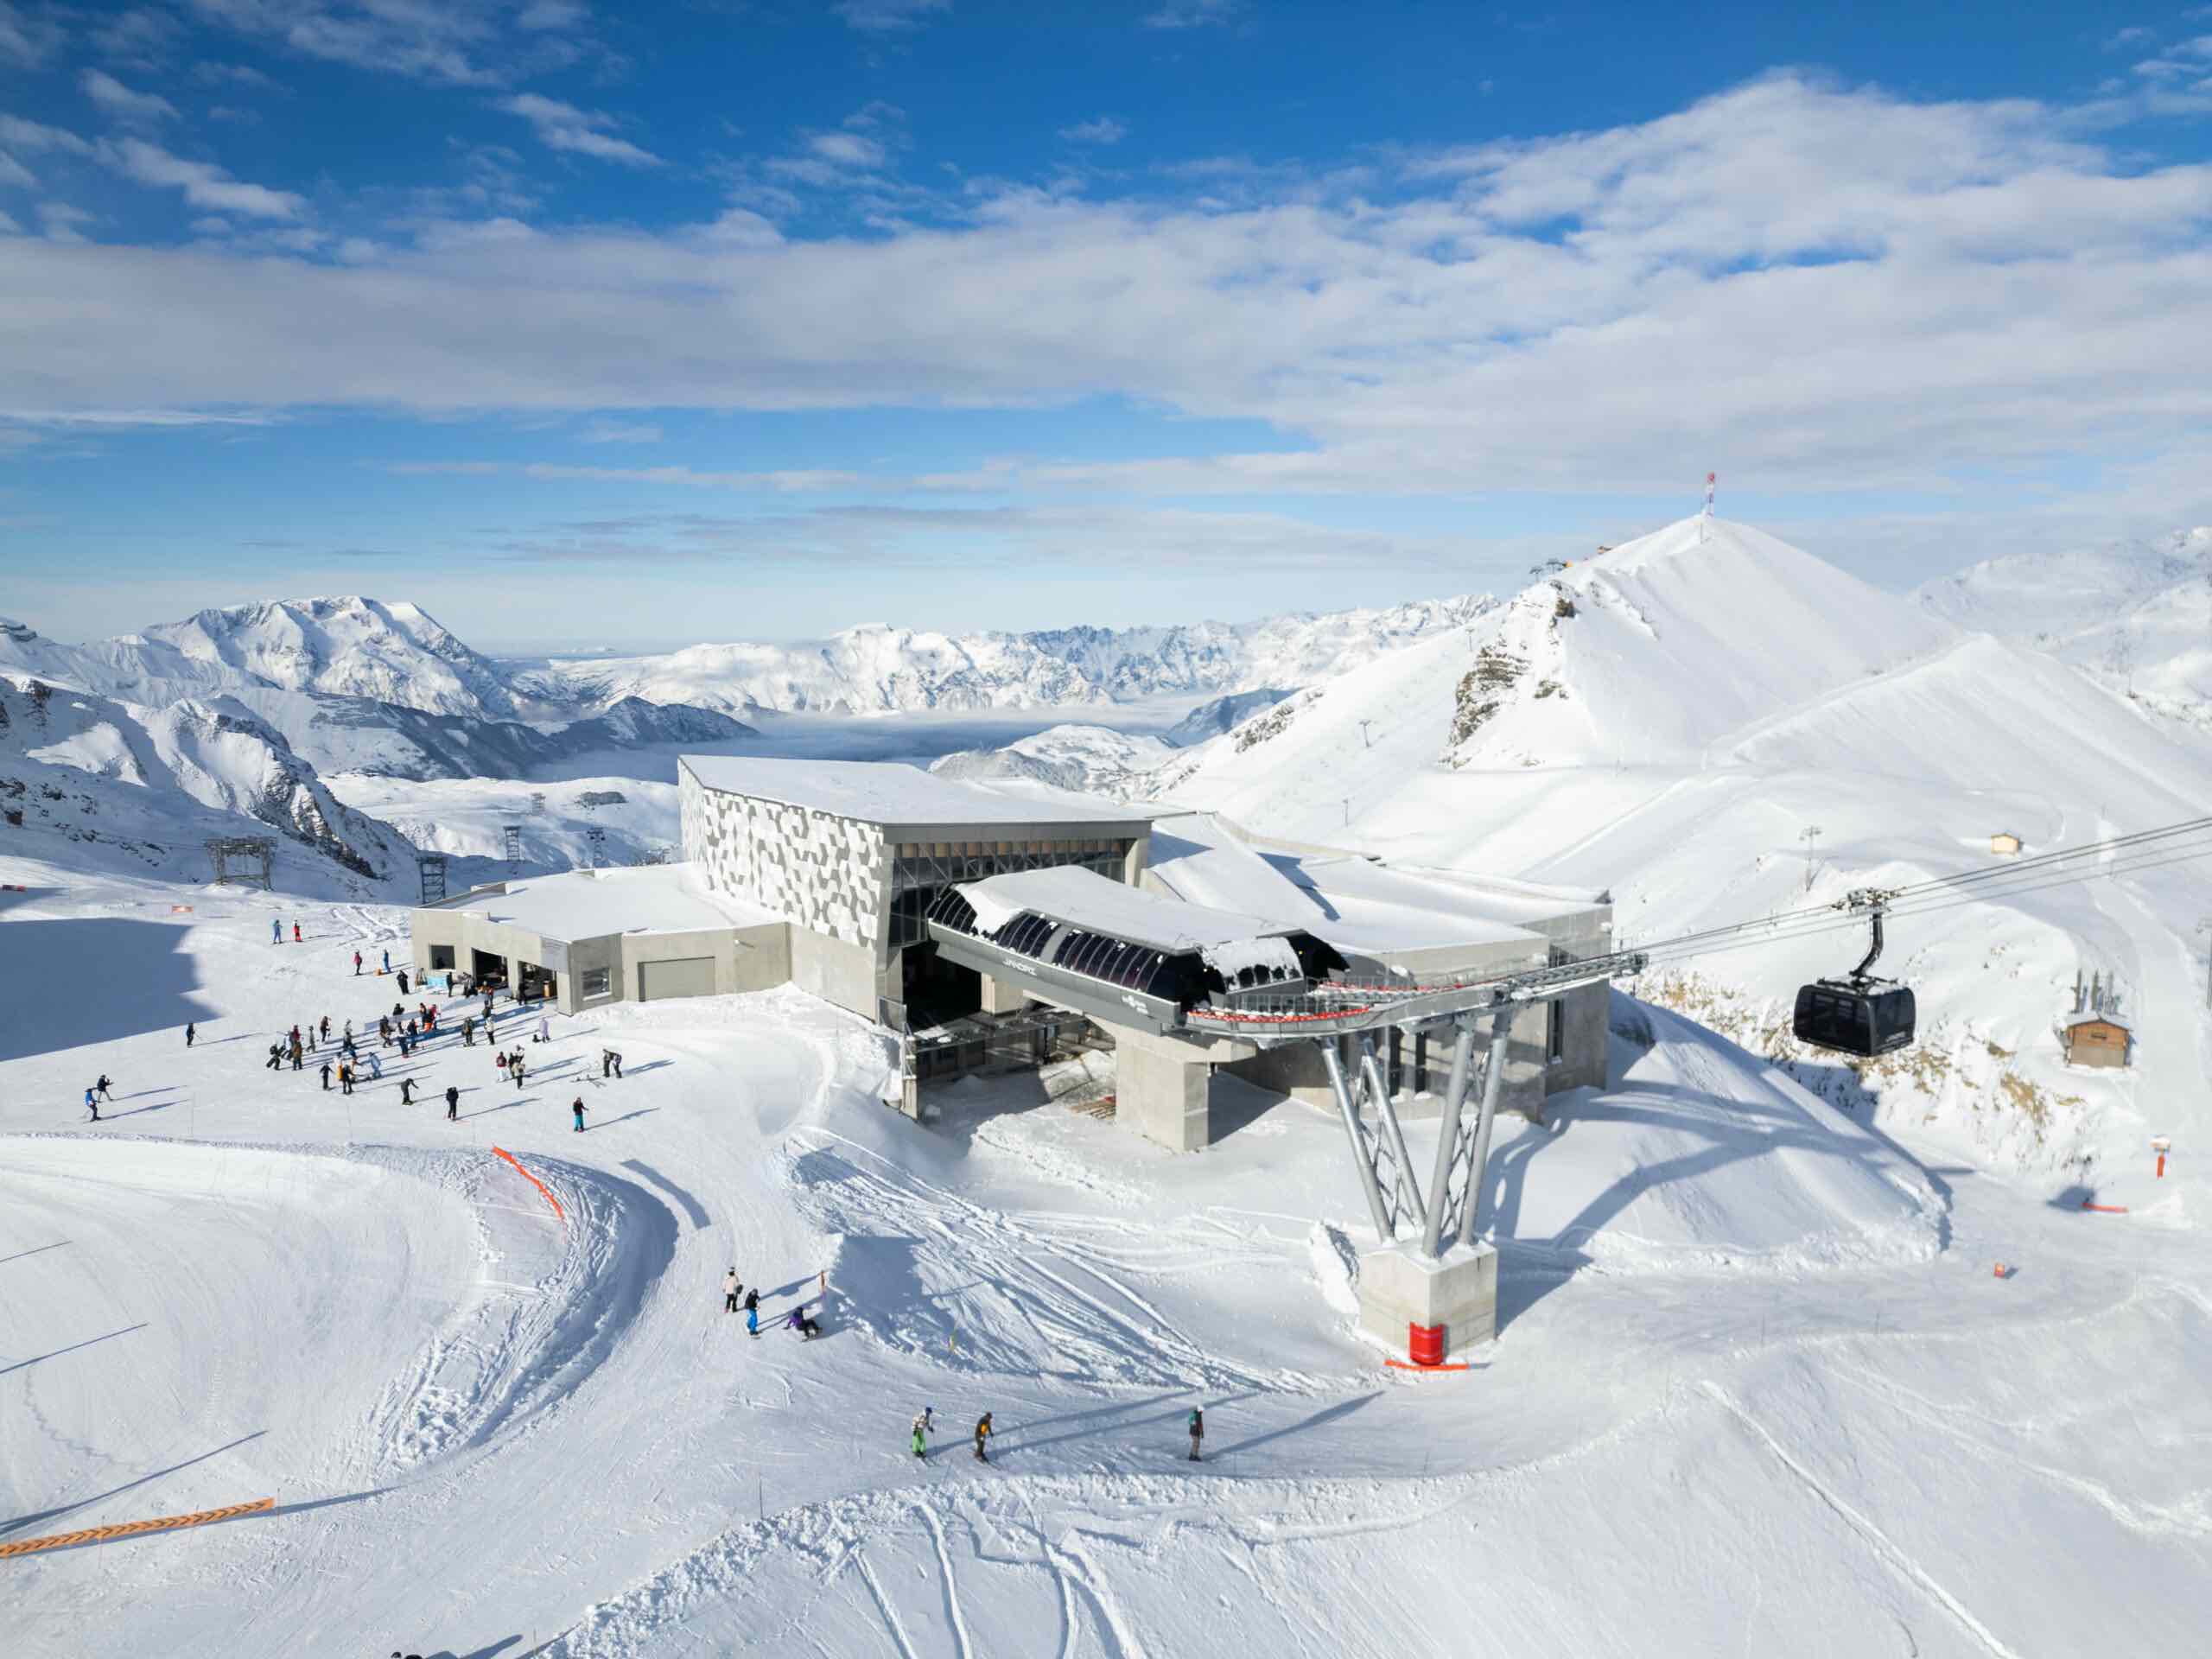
[{"xmin": 639, "ymin": 957, "xmax": 715, "ymax": 1001}]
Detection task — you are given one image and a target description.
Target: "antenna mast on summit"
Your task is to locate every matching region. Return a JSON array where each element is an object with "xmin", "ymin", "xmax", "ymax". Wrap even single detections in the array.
[{"xmin": 1700, "ymin": 471, "xmax": 1716, "ymax": 543}]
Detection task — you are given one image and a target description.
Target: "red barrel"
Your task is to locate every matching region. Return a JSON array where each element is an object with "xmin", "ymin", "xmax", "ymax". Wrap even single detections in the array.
[{"xmin": 1408, "ymin": 1322, "xmax": 1446, "ymax": 1367}]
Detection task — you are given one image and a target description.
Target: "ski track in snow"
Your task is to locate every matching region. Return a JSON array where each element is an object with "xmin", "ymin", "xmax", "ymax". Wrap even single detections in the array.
[{"xmin": 1702, "ymin": 1381, "xmax": 2027, "ymax": 1659}]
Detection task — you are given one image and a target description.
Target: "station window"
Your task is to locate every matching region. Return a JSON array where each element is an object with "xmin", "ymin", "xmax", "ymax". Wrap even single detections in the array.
[
  {"xmin": 581, "ymin": 966, "xmax": 613, "ymax": 1000},
  {"xmin": 429, "ymin": 944, "xmax": 454, "ymax": 969}
]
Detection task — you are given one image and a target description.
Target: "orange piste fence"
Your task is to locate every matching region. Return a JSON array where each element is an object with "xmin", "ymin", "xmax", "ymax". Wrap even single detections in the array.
[
  {"xmin": 493, "ymin": 1145, "xmax": 564, "ymax": 1220},
  {"xmin": 0, "ymin": 1497, "xmax": 275, "ymax": 1560}
]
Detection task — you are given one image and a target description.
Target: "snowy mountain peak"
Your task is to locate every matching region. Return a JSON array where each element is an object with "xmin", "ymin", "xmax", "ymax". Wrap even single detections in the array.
[{"xmin": 134, "ymin": 595, "xmax": 519, "ymax": 720}]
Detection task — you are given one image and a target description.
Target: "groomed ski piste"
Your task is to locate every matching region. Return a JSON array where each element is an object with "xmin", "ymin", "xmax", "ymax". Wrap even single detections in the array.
[{"xmin": 4, "ymin": 860, "xmax": 2208, "ymax": 1658}]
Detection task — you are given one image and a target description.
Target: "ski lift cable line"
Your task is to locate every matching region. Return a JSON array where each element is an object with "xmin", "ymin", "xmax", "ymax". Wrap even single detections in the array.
[
  {"xmin": 1626, "ymin": 837, "xmax": 2212, "ymax": 972},
  {"xmin": 1880, "ymin": 815, "xmax": 2212, "ymax": 899},
  {"xmin": 1620, "ymin": 815, "xmax": 2212, "ymax": 961}
]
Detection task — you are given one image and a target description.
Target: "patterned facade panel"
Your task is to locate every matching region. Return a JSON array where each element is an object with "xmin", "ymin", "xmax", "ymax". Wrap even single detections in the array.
[{"xmin": 682, "ymin": 767, "xmax": 885, "ymax": 949}]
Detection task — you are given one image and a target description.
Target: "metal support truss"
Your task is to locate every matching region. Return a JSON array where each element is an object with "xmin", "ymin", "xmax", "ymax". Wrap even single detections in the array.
[
  {"xmin": 1314, "ymin": 957, "xmax": 1647, "ymax": 1255},
  {"xmin": 1421, "ymin": 1004, "xmax": 1516, "ymax": 1256}
]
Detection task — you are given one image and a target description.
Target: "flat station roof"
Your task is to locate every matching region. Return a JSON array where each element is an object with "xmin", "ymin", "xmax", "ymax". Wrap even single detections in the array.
[
  {"xmin": 443, "ymin": 862, "xmax": 780, "ymax": 943},
  {"xmin": 681, "ymin": 756, "xmax": 1154, "ymax": 835}
]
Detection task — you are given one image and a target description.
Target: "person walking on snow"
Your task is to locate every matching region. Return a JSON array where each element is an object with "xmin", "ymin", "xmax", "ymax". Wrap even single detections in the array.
[
  {"xmin": 381, "ymin": 948, "xmax": 390, "ymax": 974},
  {"xmin": 398, "ymin": 1077, "xmax": 416, "ymax": 1106},
  {"xmin": 96, "ymin": 1074, "xmax": 113, "ymax": 1102},
  {"xmin": 444, "ymin": 1084, "xmax": 460, "ymax": 1122},
  {"xmin": 462, "ymin": 1016, "xmax": 475, "ymax": 1047},
  {"xmin": 292, "ymin": 921, "xmax": 302, "ymax": 944},
  {"xmin": 571, "ymin": 1096, "xmax": 586, "ymax": 1132},
  {"xmin": 339, "ymin": 1062, "xmax": 353, "ymax": 1097},
  {"xmin": 1187, "ymin": 1407, "xmax": 1204, "ymax": 1463},
  {"xmin": 912, "ymin": 1408, "xmax": 934, "ymax": 1459},
  {"xmin": 397, "ymin": 969, "xmax": 410, "ymax": 995},
  {"xmin": 724, "ymin": 1270, "xmax": 741, "ymax": 1313},
  {"xmin": 537, "ymin": 1012, "xmax": 550, "ymax": 1045},
  {"xmin": 266, "ymin": 1043, "xmax": 283, "ymax": 1071},
  {"xmin": 973, "ymin": 1414, "xmax": 993, "ymax": 1463},
  {"xmin": 185, "ymin": 1021, "xmax": 195, "ymax": 1047},
  {"xmin": 321, "ymin": 1060, "xmax": 332, "ymax": 1092},
  {"xmin": 353, "ymin": 950, "xmax": 363, "ymax": 976},
  {"xmin": 272, "ymin": 917, "xmax": 283, "ymax": 944},
  {"xmin": 512, "ymin": 1052, "xmax": 526, "ymax": 1090},
  {"xmin": 85, "ymin": 1086, "xmax": 99, "ymax": 1122},
  {"xmin": 745, "ymin": 1288, "xmax": 760, "ymax": 1338}
]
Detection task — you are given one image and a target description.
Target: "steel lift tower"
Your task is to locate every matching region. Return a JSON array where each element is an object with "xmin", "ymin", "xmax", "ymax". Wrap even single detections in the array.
[{"xmin": 1185, "ymin": 950, "xmax": 1645, "ymax": 1361}]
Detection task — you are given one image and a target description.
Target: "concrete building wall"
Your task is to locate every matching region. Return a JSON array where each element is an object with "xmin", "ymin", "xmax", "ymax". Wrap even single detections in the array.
[
  {"xmin": 620, "ymin": 923, "xmax": 792, "ymax": 1003},
  {"xmin": 789, "ymin": 925, "xmax": 879, "ymax": 1018},
  {"xmin": 682, "ymin": 762, "xmax": 887, "ymax": 950}
]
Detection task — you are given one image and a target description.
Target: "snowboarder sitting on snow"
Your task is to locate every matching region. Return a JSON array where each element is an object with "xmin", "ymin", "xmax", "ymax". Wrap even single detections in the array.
[
  {"xmin": 973, "ymin": 1414, "xmax": 993, "ymax": 1462},
  {"xmin": 785, "ymin": 1305, "xmax": 819, "ymax": 1339}
]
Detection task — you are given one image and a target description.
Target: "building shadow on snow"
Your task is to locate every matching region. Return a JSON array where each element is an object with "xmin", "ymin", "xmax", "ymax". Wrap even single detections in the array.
[
  {"xmin": 1479, "ymin": 1002, "xmax": 1958, "ymax": 1333},
  {"xmin": 0, "ymin": 918, "xmax": 218, "ymax": 1062}
]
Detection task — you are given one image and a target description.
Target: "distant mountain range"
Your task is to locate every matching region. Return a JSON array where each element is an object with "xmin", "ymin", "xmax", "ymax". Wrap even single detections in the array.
[
  {"xmin": 516, "ymin": 598, "xmax": 1493, "ymax": 716},
  {"xmin": 1914, "ymin": 528, "xmax": 2212, "ymax": 730}
]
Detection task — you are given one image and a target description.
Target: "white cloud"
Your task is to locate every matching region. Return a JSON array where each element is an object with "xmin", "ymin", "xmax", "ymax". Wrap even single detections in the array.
[
  {"xmin": 0, "ymin": 151, "xmax": 35, "ymax": 189},
  {"xmin": 4, "ymin": 74, "xmax": 2212, "ymax": 523},
  {"xmin": 579, "ymin": 419, "xmax": 662, "ymax": 444},
  {"xmin": 1142, "ymin": 0, "xmax": 1240, "ymax": 29},
  {"xmin": 102, "ymin": 137, "xmax": 308, "ymax": 219},
  {"xmin": 194, "ymin": 60, "xmax": 279, "ymax": 88},
  {"xmin": 832, "ymin": 0, "xmax": 950, "ymax": 33},
  {"xmin": 186, "ymin": 0, "xmax": 585, "ymax": 86},
  {"xmin": 518, "ymin": 0, "xmax": 588, "ymax": 28},
  {"xmin": 91, "ymin": 8, "xmax": 187, "ymax": 67},
  {"xmin": 82, "ymin": 68, "xmax": 181, "ymax": 124},
  {"xmin": 36, "ymin": 201, "xmax": 95, "ymax": 243},
  {"xmin": 1059, "ymin": 117, "xmax": 1128, "ymax": 145},
  {"xmin": 498, "ymin": 93, "xmax": 661, "ymax": 167},
  {"xmin": 0, "ymin": 1, "xmax": 65, "ymax": 68},
  {"xmin": 808, "ymin": 130, "xmax": 886, "ymax": 168},
  {"xmin": 0, "ymin": 116, "xmax": 94, "ymax": 157}
]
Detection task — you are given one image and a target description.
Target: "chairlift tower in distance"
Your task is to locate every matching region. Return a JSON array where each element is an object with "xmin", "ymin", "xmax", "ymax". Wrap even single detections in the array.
[
  {"xmin": 502, "ymin": 823, "xmax": 523, "ymax": 873},
  {"xmin": 205, "ymin": 836, "xmax": 276, "ymax": 890},
  {"xmin": 416, "ymin": 853, "xmax": 449, "ymax": 906}
]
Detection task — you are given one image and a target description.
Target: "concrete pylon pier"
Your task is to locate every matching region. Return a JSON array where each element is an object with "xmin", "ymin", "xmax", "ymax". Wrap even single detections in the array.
[{"xmin": 1358, "ymin": 1240, "xmax": 1497, "ymax": 1357}]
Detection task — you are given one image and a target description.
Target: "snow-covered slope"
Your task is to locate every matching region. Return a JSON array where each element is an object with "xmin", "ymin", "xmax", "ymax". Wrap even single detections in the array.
[
  {"xmin": 520, "ymin": 595, "xmax": 1491, "ymax": 716},
  {"xmin": 1145, "ymin": 517, "xmax": 2212, "ymax": 1176},
  {"xmin": 0, "ymin": 673, "xmax": 408, "ymax": 893},
  {"xmin": 1916, "ymin": 528, "xmax": 2212, "ymax": 731}
]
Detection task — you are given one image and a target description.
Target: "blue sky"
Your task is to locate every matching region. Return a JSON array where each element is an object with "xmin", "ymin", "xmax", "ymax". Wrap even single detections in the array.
[{"xmin": 3, "ymin": 2, "xmax": 2210, "ymax": 652}]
